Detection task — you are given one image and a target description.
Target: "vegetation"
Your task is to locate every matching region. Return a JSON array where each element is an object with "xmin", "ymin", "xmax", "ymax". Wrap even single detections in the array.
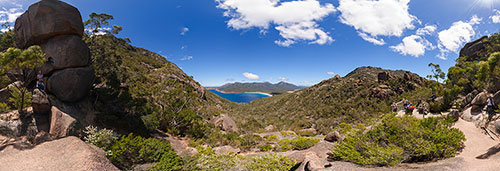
[
  {"xmin": 0, "ymin": 46, "xmax": 44, "ymax": 113},
  {"xmin": 330, "ymin": 114, "xmax": 465, "ymax": 166},
  {"xmin": 193, "ymin": 146, "xmax": 296, "ymax": 171}
]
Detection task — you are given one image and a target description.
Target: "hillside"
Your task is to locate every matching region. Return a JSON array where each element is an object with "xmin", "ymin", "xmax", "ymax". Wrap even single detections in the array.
[
  {"xmin": 226, "ymin": 67, "xmax": 429, "ymax": 134},
  {"xmin": 217, "ymin": 81, "xmax": 305, "ymax": 94}
]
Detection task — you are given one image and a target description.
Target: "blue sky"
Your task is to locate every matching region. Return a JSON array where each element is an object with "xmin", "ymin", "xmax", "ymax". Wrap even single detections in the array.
[{"xmin": 2, "ymin": 0, "xmax": 500, "ymax": 86}]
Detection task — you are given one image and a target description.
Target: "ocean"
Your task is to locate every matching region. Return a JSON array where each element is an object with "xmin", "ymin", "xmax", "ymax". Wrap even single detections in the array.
[{"xmin": 208, "ymin": 89, "xmax": 272, "ymax": 103}]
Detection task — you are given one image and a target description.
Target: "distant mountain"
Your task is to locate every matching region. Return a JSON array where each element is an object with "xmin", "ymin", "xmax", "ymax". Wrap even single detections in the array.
[{"xmin": 217, "ymin": 81, "xmax": 306, "ymax": 94}]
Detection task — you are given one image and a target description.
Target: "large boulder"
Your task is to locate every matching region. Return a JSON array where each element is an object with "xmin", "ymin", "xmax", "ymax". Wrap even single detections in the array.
[
  {"xmin": 14, "ymin": 0, "xmax": 84, "ymax": 49},
  {"xmin": 209, "ymin": 114, "xmax": 239, "ymax": 132},
  {"xmin": 324, "ymin": 131, "xmax": 342, "ymax": 142},
  {"xmin": 494, "ymin": 90, "xmax": 500, "ymax": 107},
  {"xmin": 31, "ymin": 89, "xmax": 50, "ymax": 114},
  {"xmin": 377, "ymin": 72, "xmax": 391, "ymax": 82},
  {"xmin": 40, "ymin": 35, "xmax": 90, "ymax": 70},
  {"xmin": 49, "ymin": 106, "xmax": 77, "ymax": 138},
  {"xmin": 471, "ymin": 91, "xmax": 490, "ymax": 106},
  {"xmin": 0, "ymin": 136, "xmax": 119, "ymax": 171},
  {"xmin": 459, "ymin": 36, "xmax": 489, "ymax": 61},
  {"xmin": 47, "ymin": 67, "xmax": 94, "ymax": 102},
  {"xmin": 213, "ymin": 145, "xmax": 241, "ymax": 154}
]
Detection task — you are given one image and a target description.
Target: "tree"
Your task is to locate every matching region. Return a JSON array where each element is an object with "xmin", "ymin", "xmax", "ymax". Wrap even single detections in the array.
[
  {"xmin": 0, "ymin": 46, "xmax": 45, "ymax": 113},
  {"xmin": 84, "ymin": 13, "xmax": 122, "ymax": 35},
  {"xmin": 427, "ymin": 63, "xmax": 445, "ymax": 82}
]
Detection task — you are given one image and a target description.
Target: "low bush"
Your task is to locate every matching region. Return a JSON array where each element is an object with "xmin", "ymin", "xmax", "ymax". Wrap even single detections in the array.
[
  {"xmin": 109, "ymin": 133, "xmax": 183, "ymax": 170},
  {"xmin": 83, "ymin": 126, "xmax": 118, "ymax": 156},
  {"xmin": 330, "ymin": 114, "xmax": 465, "ymax": 166},
  {"xmin": 265, "ymin": 135, "xmax": 279, "ymax": 142},
  {"xmin": 194, "ymin": 146, "xmax": 296, "ymax": 171},
  {"xmin": 275, "ymin": 136, "xmax": 319, "ymax": 151},
  {"xmin": 259, "ymin": 144, "xmax": 273, "ymax": 151}
]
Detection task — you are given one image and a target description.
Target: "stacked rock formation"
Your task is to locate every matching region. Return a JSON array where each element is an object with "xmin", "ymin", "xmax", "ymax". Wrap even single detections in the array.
[{"xmin": 14, "ymin": 0, "xmax": 94, "ymax": 137}]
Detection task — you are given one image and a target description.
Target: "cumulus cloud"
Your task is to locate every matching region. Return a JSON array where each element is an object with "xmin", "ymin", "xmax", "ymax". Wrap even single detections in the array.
[
  {"xmin": 0, "ymin": 7, "xmax": 23, "ymax": 24},
  {"xmin": 491, "ymin": 9, "xmax": 500, "ymax": 23},
  {"xmin": 390, "ymin": 25, "xmax": 436, "ymax": 57},
  {"xmin": 181, "ymin": 27, "xmax": 189, "ymax": 35},
  {"xmin": 416, "ymin": 25, "xmax": 437, "ymax": 36},
  {"xmin": 437, "ymin": 15, "xmax": 481, "ymax": 60},
  {"xmin": 216, "ymin": 0, "xmax": 335, "ymax": 46},
  {"xmin": 242, "ymin": 72, "xmax": 260, "ymax": 80},
  {"xmin": 390, "ymin": 35, "xmax": 434, "ymax": 57},
  {"xmin": 278, "ymin": 77, "xmax": 288, "ymax": 81},
  {"xmin": 327, "ymin": 72, "xmax": 335, "ymax": 75},
  {"xmin": 337, "ymin": 0, "xmax": 417, "ymax": 45}
]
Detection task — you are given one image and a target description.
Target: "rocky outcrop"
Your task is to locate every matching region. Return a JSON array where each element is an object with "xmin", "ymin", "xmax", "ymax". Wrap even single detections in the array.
[
  {"xmin": 371, "ymin": 84, "xmax": 394, "ymax": 99},
  {"xmin": 47, "ymin": 67, "xmax": 94, "ymax": 102},
  {"xmin": 49, "ymin": 106, "xmax": 77, "ymax": 138},
  {"xmin": 377, "ymin": 71, "xmax": 391, "ymax": 82},
  {"xmin": 0, "ymin": 136, "xmax": 118, "ymax": 171},
  {"xmin": 14, "ymin": 0, "xmax": 84, "ymax": 48},
  {"xmin": 493, "ymin": 90, "xmax": 500, "ymax": 106},
  {"xmin": 213, "ymin": 145, "xmax": 241, "ymax": 154},
  {"xmin": 472, "ymin": 91, "xmax": 490, "ymax": 106},
  {"xmin": 210, "ymin": 114, "xmax": 239, "ymax": 132},
  {"xmin": 324, "ymin": 131, "xmax": 342, "ymax": 142},
  {"xmin": 40, "ymin": 35, "xmax": 90, "ymax": 70},
  {"xmin": 31, "ymin": 89, "xmax": 50, "ymax": 114},
  {"xmin": 15, "ymin": 0, "xmax": 95, "ymax": 138},
  {"xmin": 459, "ymin": 36, "xmax": 489, "ymax": 61}
]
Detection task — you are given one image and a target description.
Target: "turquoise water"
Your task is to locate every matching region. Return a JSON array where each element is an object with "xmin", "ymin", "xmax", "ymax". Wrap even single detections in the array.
[{"xmin": 208, "ymin": 89, "xmax": 271, "ymax": 103}]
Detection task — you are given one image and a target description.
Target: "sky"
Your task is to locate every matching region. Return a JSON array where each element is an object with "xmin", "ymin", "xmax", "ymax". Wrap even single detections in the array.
[{"xmin": 2, "ymin": 0, "xmax": 500, "ymax": 86}]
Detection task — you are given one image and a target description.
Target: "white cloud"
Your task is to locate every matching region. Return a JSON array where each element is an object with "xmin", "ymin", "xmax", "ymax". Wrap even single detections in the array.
[
  {"xmin": 242, "ymin": 72, "xmax": 260, "ymax": 80},
  {"xmin": 358, "ymin": 32, "xmax": 385, "ymax": 45},
  {"xmin": 181, "ymin": 27, "xmax": 189, "ymax": 35},
  {"xmin": 338, "ymin": 0, "xmax": 417, "ymax": 45},
  {"xmin": 437, "ymin": 15, "xmax": 481, "ymax": 60},
  {"xmin": 390, "ymin": 35, "xmax": 434, "ymax": 57},
  {"xmin": 216, "ymin": 0, "xmax": 335, "ymax": 46},
  {"xmin": 416, "ymin": 25, "xmax": 437, "ymax": 36},
  {"xmin": 180, "ymin": 56, "xmax": 193, "ymax": 60},
  {"xmin": 278, "ymin": 77, "xmax": 288, "ymax": 81},
  {"xmin": 0, "ymin": 7, "xmax": 23, "ymax": 27},
  {"xmin": 391, "ymin": 25, "xmax": 436, "ymax": 57},
  {"xmin": 491, "ymin": 9, "xmax": 500, "ymax": 23},
  {"xmin": 327, "ymin": 72, "xmax": 335, "ymax": 75}
]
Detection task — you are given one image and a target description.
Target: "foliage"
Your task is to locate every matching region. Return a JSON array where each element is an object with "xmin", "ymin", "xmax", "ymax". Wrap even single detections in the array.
[
  {"xmin": 259, "ymin": 144, "xmax": 273, "ymax": 152},
  {"xmin": 193, "ymin": 146, "xmax": 296, "ymax": 171},
  {"xmin": 244, "ymin": 153, "xmax": 296, "ymax": 171},
  {"xmin": 83, "ymin": 126, "xmax": 119, "ymax": 155},
  {"xmin": 0, "ymin": 46, "xmax": 44, "ymax": 112},
  {"xmin": 109, "ymin": 133, "xmax": 182, "ymax": 170},
  {"xmin": 0, "ymin": 102, "xmax": 9, "ymax": 113},
  {"xmin": 0, "ymin": 25, "xmax": 15, "ymax": 52},
  {"xmin": 265, "ymin": 135, "xmax": 279, "ymax": 142},
  {"xmin": 274, "ymin": 136, "xmax": 319, "ymax": 151},
  {"xmin": 427, "ymin": 63, "xmax": 446, "ymax": 82},
  {"xmin": 331, "ymin": 114, "xmax": 465, "ymax": 166}
]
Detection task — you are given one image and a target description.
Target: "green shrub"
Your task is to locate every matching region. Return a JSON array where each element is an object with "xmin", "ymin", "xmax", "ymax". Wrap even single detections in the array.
[
  {"xmin": 259, "ymin": 144, "xmax": 273, "ymax": 151},
  {"xmin": 266, "ymin": 135, "xmax": 279, "ymax": 142},
  {"xmin": 331, "ymin": 114, "xmax": 465, "ymax": 166},
  {"xmin": 109, "ymin": 133, "xmax": 183, "ymax": 170},
  {"xmin": 280, "ymin": 131, "xmax": 296, "ymax": 137},
  {"xmin": 244, "ymin": 153, "xmax": 296, "ymax": 171},
  {"xmin": 296, "ymin": 130, "xmax": 316, "ymax": 137},
  {"xmin": 290, "ymin": 136, "xmax": 320, "ymax": 150},
  {"xmin": 193, "ymin": 146, "xmax": 296, "ymax": 171},
  {"xmin": 83, "ymin": 126, "xmax": 118, "ymax": 155},
  {"xmin": 0, "ymin": 103, "xmax": 9, "ymax": 113},
  {"xmin": 277, "ymin": 139, "xmax": 293, "ymax": 151}
]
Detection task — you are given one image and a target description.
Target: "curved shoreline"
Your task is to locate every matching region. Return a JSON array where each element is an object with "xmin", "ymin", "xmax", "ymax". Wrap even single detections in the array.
[{"xmin": 208, "ymin": 88, "xmax": 272, "ymax": 97}]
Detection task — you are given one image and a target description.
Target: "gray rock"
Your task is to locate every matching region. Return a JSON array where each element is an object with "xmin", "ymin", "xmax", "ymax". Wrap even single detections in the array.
[
  {"xmin": 213, "ymin": 145, "xmax": 241, "ymax": 154},
  {"xmin": 49, "ymin": 106, "xmax": 77, "ymax": 138},
  {"xmin": 0, "ymin": 119, "xmax": 22, "ymax": 137},
  {"xmin": 0, "ymin": 136, "xmax": 119, "ymax": 170},
  {"xmin": 40, "ymin": 35, "xmax": 90, "ymax": 70},
  {"xmin": 324, "ymin": 131, "xmax": 342, "ymax": 142},
  {"xmin": 493, "ymin": 90, "xmax": 500, "ymax": 107},
  {"xmin": 31, "ymin": 89, "xmax": 50, "ymax": 114},
  {"xmin": 377, "ymin": 72, "xmax": 391, "ymax": 82},
  {"xmin": 47, "ymin": 67, "xmax": 94, "ymax": 102},
  {"xmin": 265, "ymin": 125, "xmax": 275, "ymax": 131},
  {"xmin": 459, "ymin": 36, "xmax": 488, "ymax": 61},
  {"xmin": 39, "ymin": 61, "xmax": 55, "ymax": 75},
  {"xmin": 472, "ymin": 91, "xmax": 490, "ymax": 106},
  {"xmin": 210, "ymin": 114, "xmax": 239, "ymax": 132},
  {"xmin": 14, "ymin": 0, "xmax": 84, "ymax": 48}
]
